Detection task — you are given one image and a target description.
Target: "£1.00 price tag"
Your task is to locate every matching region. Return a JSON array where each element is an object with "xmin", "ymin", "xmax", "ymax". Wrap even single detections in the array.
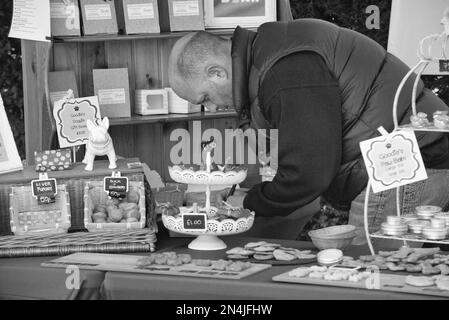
[
  {"xmin": 182, "ymin": 214, "xmax": 207, "ymax": 231},
  {"xmin": 359, "ymin": 129, "xmax": 428, "ymax": 193},
  {"xmin": 31, "ymin": 176, "xmax": 58, "ymax": 205}
]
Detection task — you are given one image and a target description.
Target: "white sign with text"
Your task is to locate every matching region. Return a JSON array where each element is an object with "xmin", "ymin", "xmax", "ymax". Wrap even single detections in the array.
[
  {"xmin": 53, "ymin": 96, "xmax": 102, "ymax": 148},
  {"xmin": 360, "ymin": 129, "xmax": 428, "ymax": 193}
]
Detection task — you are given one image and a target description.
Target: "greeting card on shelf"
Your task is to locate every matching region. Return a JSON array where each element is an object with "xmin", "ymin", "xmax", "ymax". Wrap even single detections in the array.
[
  {"xmin": 49, "ymin": 71, "xmax": 79, "ymax": 107},
  {"xmin": 50, "ymin": 0, "xmax": 81, "ymax": 37},
  {"xmin": 0, "ymin": 94, "xmax": 23, "ymax": 175},
  {"xmin": 115, "ymin": 0, "xmax": 160, "ymax": 34},
  {"xmin": 359, "ymin": 128, "xmax": 428, "ymax": 193},
  {"xmin": 93, "ymin": 68, "xmax": 131, "ymax": 118},
  {"xmin": 53, "ymin": 91, "xmax": 102, "ymax": 148},
  {"xmin": 158, "ymin": 0, "xmax": 204, "ymax": 32},
  {"xmin": 79, "ymin": 0, "xmax": 118, "ymax": 35}
]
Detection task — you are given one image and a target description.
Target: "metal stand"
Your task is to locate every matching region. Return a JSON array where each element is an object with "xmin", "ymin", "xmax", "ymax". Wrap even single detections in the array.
[{"xmin": 364, "ymin": 15, "xmax": 449, "ymax": 255}]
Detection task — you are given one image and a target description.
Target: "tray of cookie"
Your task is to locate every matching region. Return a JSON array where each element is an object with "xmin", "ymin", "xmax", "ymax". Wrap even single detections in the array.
[
  {"xmin": 42, "ymin": 251, "xmax": 271, "ymax": 280},
  {"xmin": 225, "ymin": 241, "xmax": 317, "ymax": 265},
  {"xmin": 272, "ymin": 264, "xmax": 449, "ymax": 298}
]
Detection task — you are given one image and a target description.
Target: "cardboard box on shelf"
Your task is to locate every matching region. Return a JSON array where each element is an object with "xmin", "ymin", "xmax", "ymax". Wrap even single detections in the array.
[
  {"xmin": 93, "ymin": 68, "xmax": 131, "ymax": 118},
  {"xmin": 158, "ymin": 0, "xmax": 204, "ymax": 32},
  {"xmin": 115, "ymin": 0, "xmax": 160, "ymax": 34},
  {"xmin": 50, "ymin": 0, "xmax": 81, "ymax": 37},
  {"xmin": 48, "ymin": 71, "xmax": 79, "ymax": 106},
  {"xmin": 135, "ymin": 89, "xmax": 169, "ymax": 115},
  {"xmin": 79, "ymin": 0, "xmax": 118, "ymax": 35}
]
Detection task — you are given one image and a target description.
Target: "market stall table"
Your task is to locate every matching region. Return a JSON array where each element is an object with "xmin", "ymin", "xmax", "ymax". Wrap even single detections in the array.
[
  {"xmin": 1, "ymin": 234, "xmax": 448, "ymax": 300},
  {"xmin": 0, "ymin": 256, "xmax": 104, "ymax": 300},
  {"xmin": 101, "ymin": 236, "xmax": 446, "ymax": 300}
]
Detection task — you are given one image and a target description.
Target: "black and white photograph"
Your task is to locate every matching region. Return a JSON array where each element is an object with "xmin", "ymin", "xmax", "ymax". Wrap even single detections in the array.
[{"xmin": 1, "ymin": 0, "xmax": 449, "ymax": 305}]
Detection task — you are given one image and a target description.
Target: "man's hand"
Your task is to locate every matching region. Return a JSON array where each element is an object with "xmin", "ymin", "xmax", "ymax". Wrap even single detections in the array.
[{"xmin": 215, "ymin": 188, "xmax": 247, "ymax": 208}]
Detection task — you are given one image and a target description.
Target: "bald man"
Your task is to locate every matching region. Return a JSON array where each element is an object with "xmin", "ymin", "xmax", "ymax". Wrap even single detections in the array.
[{"xmin": 168, "ymin": 19, "xmax": 449, "ymax": 243}]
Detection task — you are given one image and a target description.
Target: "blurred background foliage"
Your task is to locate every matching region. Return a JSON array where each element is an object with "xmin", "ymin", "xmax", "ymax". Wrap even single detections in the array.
[{"xmin": 0, "ymin": 0, "xmax": 24, "ymax": 159}]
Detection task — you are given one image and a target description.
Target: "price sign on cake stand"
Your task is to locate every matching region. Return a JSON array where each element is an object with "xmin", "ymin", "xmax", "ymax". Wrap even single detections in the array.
[{"xmin": 162, "ymin": 141, "xmax": 254, "ymax": 251}]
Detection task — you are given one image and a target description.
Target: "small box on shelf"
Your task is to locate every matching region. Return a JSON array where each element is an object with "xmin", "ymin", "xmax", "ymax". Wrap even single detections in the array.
[
  {"xmin": 115, "ymin": 0, "xmax": 161, "ymax": 35},
  {"xmin": 79, "ymin": 0, "xmax": 118, "ymax": 35},
  {"xmin": 135, "ymin": 89, "xmax": 169, "ymax": 115}
]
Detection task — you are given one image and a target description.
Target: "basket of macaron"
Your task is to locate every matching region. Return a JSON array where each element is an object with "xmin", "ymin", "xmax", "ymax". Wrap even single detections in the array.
[
  {"xmin": 308, "ymin": 225, "xmax": 357, "ymax": 251},
  {"xmin": 83, "ymin": 180, "xmax": 146, "ymax": 232}
]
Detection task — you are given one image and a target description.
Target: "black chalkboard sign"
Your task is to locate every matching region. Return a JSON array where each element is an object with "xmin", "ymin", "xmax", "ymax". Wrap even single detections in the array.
[
  {"xmin": 104, "ymin": 176, "xmax": 128, "ymax": 193},
  {"xmin": 440, "ymin": 60, "xmax": 449, "ymax": 73},
  {"xmin": 182, "ymin": 214, "xmax": 207, "ymax": 231},
  {"xmin": 31, "ymin": 178, "xmax": 57, "ymax": 205}
]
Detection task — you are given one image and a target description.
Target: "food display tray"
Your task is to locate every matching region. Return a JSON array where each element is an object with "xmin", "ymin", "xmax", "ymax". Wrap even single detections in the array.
[
  {"xmin": 272, "ymin": 269, "xmax": 449, "ymax": 298},
  {"xmin": 42, "ymin": 252, "xmax": 271, "ymax": 280}
]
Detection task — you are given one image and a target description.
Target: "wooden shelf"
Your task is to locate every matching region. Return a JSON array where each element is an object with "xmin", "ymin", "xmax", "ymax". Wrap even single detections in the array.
[
  {"xmin": 109, "ymin": 110, "xmax": 238, "ymax": 126},
  {"xmin": 51, "ymin": 28, "xmax": 246, "ymax": 43}
]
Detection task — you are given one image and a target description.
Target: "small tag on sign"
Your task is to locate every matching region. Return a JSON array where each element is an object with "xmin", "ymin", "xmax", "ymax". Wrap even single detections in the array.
[
  {"xmin": 440, "ymin": 60, "xmax": 449, "ymax": 73},
  {"xmin": 108, "ymin": 190, "xmax": 127, "ymax": 199},
  {"xmin": 37, "ymin": 193, "xmax": 56, "ymax": 205}
]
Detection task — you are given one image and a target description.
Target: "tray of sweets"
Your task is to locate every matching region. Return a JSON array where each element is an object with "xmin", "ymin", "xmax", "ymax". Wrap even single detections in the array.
[{"xmin": 42, "ymin": 252, "xmax": 271, "ymax": 280}]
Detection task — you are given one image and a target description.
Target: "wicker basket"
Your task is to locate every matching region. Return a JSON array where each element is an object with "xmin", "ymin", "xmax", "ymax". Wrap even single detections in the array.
[
  {"xmin": 0, "ymin": 158, "xmax": 157, "ymax": 236},
  {"xmin": 0, "ymin": 228, "xmax": 157, "ymax": 258},
  {"xmin": 84, "ymin": 180, "xmax": 146, "ymax": 232},
  {"xmin": 9, "ymin": 184, "xmax": 71, "ymax": 236}
]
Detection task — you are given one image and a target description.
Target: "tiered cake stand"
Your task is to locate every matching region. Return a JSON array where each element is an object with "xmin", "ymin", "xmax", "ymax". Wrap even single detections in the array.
[
  {"xmin": 364, "ymin": 16, "xmax": 449, "ymax": 255},
  {"xmin": 162, "ymin": 152, "xmax": 255, "ymax": 250}
]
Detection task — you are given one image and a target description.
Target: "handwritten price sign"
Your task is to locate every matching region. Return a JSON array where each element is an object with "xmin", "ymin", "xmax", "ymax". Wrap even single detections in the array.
[
  {"xmin": 31, "ymin": 177, "xmax": 58, "ymax": 205},
  {"xmin": 182, "ymin": 214, "xmax": 207, "ymax": 231},
  {"xmin": 360, "ymin": 130, "xmax": 428, "ymax": 193}
]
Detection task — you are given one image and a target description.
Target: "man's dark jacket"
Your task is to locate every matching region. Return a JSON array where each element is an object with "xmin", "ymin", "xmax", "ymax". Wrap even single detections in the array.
[{"xmin": 232, "ymin": 18, "xmax": 449, "ymax": 213}]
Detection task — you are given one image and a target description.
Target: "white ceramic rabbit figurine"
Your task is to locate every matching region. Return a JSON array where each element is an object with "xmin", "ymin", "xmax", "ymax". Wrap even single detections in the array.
[{"xmin": 83, "ymin": 117, "xmax": 117, "ymax": 171}]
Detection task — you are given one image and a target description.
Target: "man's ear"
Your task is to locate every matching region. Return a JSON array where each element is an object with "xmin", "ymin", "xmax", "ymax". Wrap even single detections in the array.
[
  {"xmin": 101, "ymin": 117, "xmax": 110, "ymax": 130},
  {"xmin": 206, "ymin": 65, "xmax": 228, "ymax": 81}
]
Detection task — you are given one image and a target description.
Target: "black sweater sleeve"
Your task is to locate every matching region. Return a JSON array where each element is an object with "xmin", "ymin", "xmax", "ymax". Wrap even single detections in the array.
[{"xmin": 243, "ymin": 52, "xmax": 342, "ymax": 217}]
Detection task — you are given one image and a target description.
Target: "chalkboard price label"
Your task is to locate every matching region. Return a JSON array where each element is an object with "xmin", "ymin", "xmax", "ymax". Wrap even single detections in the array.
[
  {"xmin": 104, "ymin": 176, "xmax": 128, "ymax": 194},
  {"xmin": 182, "ymin": 214, "xmax": 207, "ymax": 231},
  {"xmin": 31, "ymin": 178, "xmax": 58, "ymax": 205},
  {"xmin": 37, "ymin": 194, "xmax": 56, "ymax": 205},
  {"xmin": 440, "ymin": 60, "xmax": 449, "ymax": 73}
]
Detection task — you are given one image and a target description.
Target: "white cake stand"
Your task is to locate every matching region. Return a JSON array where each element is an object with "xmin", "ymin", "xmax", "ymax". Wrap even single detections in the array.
[{"xmin": 164, "ymin": 153, "xmax": 253, "ymax": 250}]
